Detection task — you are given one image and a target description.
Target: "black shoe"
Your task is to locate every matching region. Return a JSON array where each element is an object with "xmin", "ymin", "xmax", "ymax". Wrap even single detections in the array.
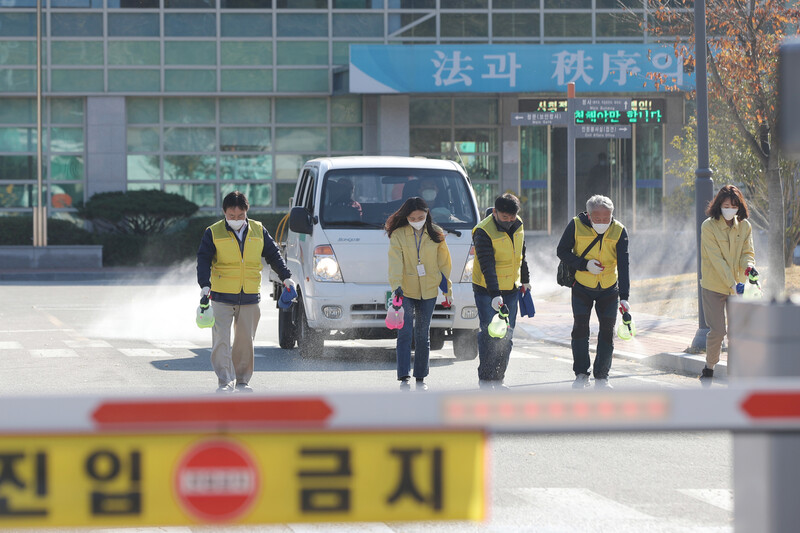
[
  {"xmin": 399, "ymin": 376, "xmax": 411, "ymax": 391},
  {"xmin": 700, "ymin": 367, "xmax": 714, "ymax": 379},
  {"xmin": 415, "ymin": 378, "xmax": 428, "ymax": 391}
]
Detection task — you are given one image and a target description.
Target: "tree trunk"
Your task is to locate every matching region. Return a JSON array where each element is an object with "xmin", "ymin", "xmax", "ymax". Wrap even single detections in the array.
[{"xmin": 766, "ymin": 151, "xmax": 785, "ymax": 296}]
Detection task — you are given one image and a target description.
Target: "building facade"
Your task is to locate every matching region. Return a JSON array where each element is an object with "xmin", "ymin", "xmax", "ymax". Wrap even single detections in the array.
[{"xmin": 0, "ymin": 0, "xmax": 690, "ymax": 234}]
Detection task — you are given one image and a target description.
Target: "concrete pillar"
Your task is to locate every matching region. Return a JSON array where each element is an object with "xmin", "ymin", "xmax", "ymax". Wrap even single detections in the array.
[
  {"xmin": 728, "ymin": 299, "xmax": 800, "ymax": 532},
  {"xmin": 86, "ymin": 96, "xmax": 127, "ymax": 197},
  {"xmin": 363, "ymin": 95, "xmax": 379, "ymax": 156},
  {"xmin": 500, "ymin": 95, "xmax": 519, "ymax": 194},
  {"xmin": 377, "ymin": 95, "xmax": 409, "ymax": 156}
]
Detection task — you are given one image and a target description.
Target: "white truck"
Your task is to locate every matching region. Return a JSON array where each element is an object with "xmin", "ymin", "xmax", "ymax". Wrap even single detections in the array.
[{"xmin": 269, "ymin": 156, "xmax": 481, "ymax": 359}]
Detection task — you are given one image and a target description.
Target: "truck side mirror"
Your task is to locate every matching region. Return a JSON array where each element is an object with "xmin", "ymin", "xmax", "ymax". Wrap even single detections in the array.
[{"xmin": 289, "ymin": 206, "xmax": 314, "ymax": 235}]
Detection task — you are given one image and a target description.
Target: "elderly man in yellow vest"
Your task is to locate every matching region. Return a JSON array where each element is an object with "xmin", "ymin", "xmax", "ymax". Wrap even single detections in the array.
[
  {"xmin": 471, "ymin": 193, "xmax": 531, "ymax": 389},
  {"xmin": 556, "ymin": 194, "xmax": 630, "ymax": 389},
  {"xmin": 197, "ymin": 191, "xmax": 294, "ymax": 393}
]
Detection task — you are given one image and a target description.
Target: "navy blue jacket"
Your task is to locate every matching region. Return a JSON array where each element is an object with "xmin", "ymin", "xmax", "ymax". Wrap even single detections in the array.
[{"xmin": 196, "ymin": 221, "xmax": 291, "ymax": 305}]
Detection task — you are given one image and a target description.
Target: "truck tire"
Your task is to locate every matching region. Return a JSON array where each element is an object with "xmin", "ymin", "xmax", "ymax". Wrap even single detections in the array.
[
  {"xmin": 278, "ymin": 305, "xmax": 297, "ymax": 349},
  {"xmin": 429, "ymin": 328, "xmax": 445, "ymax": 351},
  {"xmin": 297, "ymin": 300, "xmax": 324, "ymax": 358},
  {"xmin": 452, "ymin": 329, "xmax": 478, "ymax": 360}
]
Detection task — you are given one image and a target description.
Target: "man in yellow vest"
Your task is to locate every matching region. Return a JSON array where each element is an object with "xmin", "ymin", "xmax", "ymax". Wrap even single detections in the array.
[
  {"xmin": 197, "ymin": 191, "xmax": 294, "ymax": 393},
  {"xmin": 472, "ymin": 193, "xmax": 531, "ymax": 389},
  {"xmin": 556, "ymin": 195, "xmax": 630, "ymax": 389}
]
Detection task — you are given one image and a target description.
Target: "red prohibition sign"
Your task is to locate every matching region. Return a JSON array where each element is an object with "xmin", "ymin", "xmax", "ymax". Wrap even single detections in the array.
[{"xmin": 174, "ymin": 439, "xmax": 260, "ymax": 523}]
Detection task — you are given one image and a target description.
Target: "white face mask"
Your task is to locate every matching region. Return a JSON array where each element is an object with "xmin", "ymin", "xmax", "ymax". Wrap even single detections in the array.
[
  {"xmin": 408, "ymin": 219, "xmax": 426, "ymax": 231},
  {"xmin": 226, "ymin": 218, "xmax": 246, "ymax": 231},
  {"xmin": 421, "ymin": 189, "xmax": 437, "ymax": 202},
  {"xmin": 721, "ymin": 207, "xmax": 738, "ymax": 221},
  {"xmin": 592, "ymin": 222, "xmax": 610, "ymax": 234}
]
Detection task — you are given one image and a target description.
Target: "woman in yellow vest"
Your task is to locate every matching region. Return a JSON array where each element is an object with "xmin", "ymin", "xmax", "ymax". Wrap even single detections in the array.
[
  {"xmin": 699, "ymin": 185, "xmax": 756, "ymax": 381},
  {"xmin": 556, "ymin": 195, "xmax": 630, "ymax": 389},
  {"xmin": 386, "ymin": 197, "xmax": 453, "ymax": 391},
  {"xmin": 197, "ymin": 191, "xmax": 294, "ymax": 393}
]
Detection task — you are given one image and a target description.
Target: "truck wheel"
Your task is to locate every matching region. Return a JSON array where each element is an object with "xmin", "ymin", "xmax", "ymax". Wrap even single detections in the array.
[
  {"xmin": 297, "ymin": 301, "xmax": 324, "ymax": 358},
  {"xmin": 452, "ymin": 329, "xmax": 478, "ymax": 360},
  {"xmin": 278, "ymin": 306, "xmax": 297, "ymax": 349},
  {"xmin": 429, "ymin": 328, "xmax": 445, "ymax": 351}
]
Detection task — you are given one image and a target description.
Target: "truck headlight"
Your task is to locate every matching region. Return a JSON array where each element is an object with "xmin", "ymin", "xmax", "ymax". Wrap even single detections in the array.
[
  {"xmin": 461, "ymin": 245, "xmax": 475, "ymax": 283},
  {"xmin": 313, "ymin": 245, "xmax": 342, "ymax": 282}
]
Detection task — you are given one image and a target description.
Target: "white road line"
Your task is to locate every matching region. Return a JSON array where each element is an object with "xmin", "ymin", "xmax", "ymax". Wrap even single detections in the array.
[
  {"xmin": 678, "ymin": 488, "xmax": 733, "ymax": 511},
  {"xmin": 29, "ymin": 349, "xmax": 79, "ymax": 358},
  {"xmin": 152, "ymin": 341, "xmax": 200, "ymax": 349},
  {"xmin": 0, "ymin": 341, "xmax": 23, "ymax": 349},
  {"xmin": 64, "ymin": 339, "xmax": 113, "ymax": 348},
  {"xmin": 510, "ymin": 488, "xmax": 654, "ymax": 520},
  {"xmin": 118, "ymin": 348, "xmax": 175, "ymax": 358}
]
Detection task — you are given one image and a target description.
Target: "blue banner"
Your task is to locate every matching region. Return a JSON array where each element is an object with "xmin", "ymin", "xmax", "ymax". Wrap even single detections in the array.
[{"xmin": 349, "ymin": 44, "xmax": 694, "ymax": 94}]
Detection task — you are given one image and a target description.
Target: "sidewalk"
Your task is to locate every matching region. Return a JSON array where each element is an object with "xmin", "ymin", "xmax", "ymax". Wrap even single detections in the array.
[{"xmin": 513, "ymin": 299, "xmax": 726, "ymax": 379}]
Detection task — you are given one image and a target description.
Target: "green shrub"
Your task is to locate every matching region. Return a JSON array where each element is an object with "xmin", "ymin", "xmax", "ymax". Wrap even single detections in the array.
[
  {"xmin": 0, "ymin": 216, "xmax": 94, "ymax": 246},
  {"xmin": 78, "ymin": 190, "xmax": 199, "ymax": 235}
]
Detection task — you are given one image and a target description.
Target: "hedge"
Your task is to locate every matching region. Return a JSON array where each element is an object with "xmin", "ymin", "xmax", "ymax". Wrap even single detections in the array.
[{"xmin": 0, "ymin": 216, "xmax": 94, "ymax": 246}]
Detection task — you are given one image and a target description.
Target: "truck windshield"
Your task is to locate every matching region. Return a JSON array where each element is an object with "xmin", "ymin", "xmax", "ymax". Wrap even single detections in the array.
[{"xmin": 320, "ymin": 168, "xmax": 477, "ymax": 230}]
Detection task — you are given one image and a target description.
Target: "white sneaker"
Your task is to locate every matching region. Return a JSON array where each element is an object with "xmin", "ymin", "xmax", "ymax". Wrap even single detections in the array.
[
  {"xmin": 572, "ymin": 374, "xmax": 590, "ymax": 389},
  {"xmin": 595, "ymin": 378, "xmax": 613, "ymax": 389},
  {"xmin": 216, "ymin": 383, "xmax": 235, "ymax": 393},
  {"xmin": 235, "ymin": 383, "xmax": 253, "ymax": 393}
]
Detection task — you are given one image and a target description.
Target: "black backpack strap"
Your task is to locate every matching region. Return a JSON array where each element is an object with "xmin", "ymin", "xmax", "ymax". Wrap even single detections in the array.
[{"xmin": 578, "ymin": 233, "xmax": 603, "ymax": 260}]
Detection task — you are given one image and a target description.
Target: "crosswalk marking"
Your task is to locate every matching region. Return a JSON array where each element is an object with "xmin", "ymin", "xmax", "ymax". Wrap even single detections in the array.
[
  {"xmin": 678, "ymin": 488, "xmax": 734, "ymax": 511},
  {"xmin": 510, "ymin": 488, "xmax": 654, "ymax": 520},
  {"xmin": 64, "ymin": 339, "xmax": 113, "ymax": 348},
  {"xmin": 0, "ymin": 341, "xmax": 23, "ymax": 349},
  {"xmin": 29, "ymin": 349, "xmax": 79, "ymax": 358},
  {"xmin": 152, "ymin": 340, "xmax": 200, "ymax": 349},
  {"xmin": 118, "ymin": 348, "xmax": 175, "ymax": 358}
]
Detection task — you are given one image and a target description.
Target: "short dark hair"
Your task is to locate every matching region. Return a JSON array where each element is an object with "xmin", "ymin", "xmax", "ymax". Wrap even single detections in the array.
[
  {"xmin": 706, "ymin": 184, "xmax": 749, "ymax": 220},
  {"xmin": 222, "ymin": 191, "xmax": 249, "ymax": 212},
  {"xmin": 495, "ymin": 193, "xmax": 520, "ymax": 215}
]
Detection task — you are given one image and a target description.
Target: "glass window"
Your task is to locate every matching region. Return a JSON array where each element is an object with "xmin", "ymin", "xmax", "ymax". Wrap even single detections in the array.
[
  {"xmin": 165, "ymin": 41, "xmax": 216, "ymax": 65},
  {"xmin": 0, "ymin": 184, "xmax": 35, "ymax": 207},
  {"xmin": 221, "ymin": 41, "xmax": 272, "ymax": 65},
  {"xmin": 221, "ymin": 70, "xmax": 273, "ymax": 92},
  {"xmin": 51, "ymin": 69, "xmax": 104, "ymax": 92},
  {"xmin": 52, "ymin": 0, "xmax": 103, "ymax": 6},
  {"xmin": 275, "ymin": 127, "xmax": 326, "ymax": 151},
  {"xmin": 221, "ymin": 182, "xmax": 271, "ymax": 207},
  {"xmin": 0, "ymin": 127, "xmax": 37, "ymax": 152},
  {"xmin": 440, "ymin": 14, "xmax": 488, "ymax": 38},
  {"xmin": 332, "ymin": 40, "xmax": 381, "ymax": 65},
  {"xmin": 109, "ymin": 0, "xmax": 160, "ymax": 7},
  {"xmin": 220, "ymin": 155, "xmax": 272, "ymax": 180},
  {"xmin": 388, "ymin": 13, "xmax": 436, "ymax": 38},
  {"xmin": 454, "ymin": 99, "xmax": 497, "ymax": 125},
  {"xmin": 51, "ymin": 99, "xmax": 84, "ymax": 124},
  {"xmin": 164, "ymin": 127, "xmax": 216, "ymax": 152},
  {"xmin": 544, "ymin": 0, "xmax": 590, "ymax": 6},
  {"xmin": 544, "ymin": 13, "xmax": 592, "ymax": 37},
  {"xmin": 493, "ymin": 13, "xmax": 539, "ymax": 38},
  {"xmin": 49, "ymin": 155, "xmax": 84, "ymax": 181},
  {"xmin": 165, "ymin": 183, "xmax": 216, "ymax": 205},
  {"xmin": 165, "ymin": 0, "xmax": 216, "ymax": 7},
  {"xmin": 0, "ymin": 70, "xmax": 36, "ymax": 93},
  {"xmin": 331, "ymin": 96, "xmax": 362, "ymax": 123},
  {"xmin": 221, "ymin": 13, "xmax": 272, "ymax": 37},
  {"xmin": 276, "ymin": 41, "xmax": 328, "ymax": 66},
  {"xmin": 0, "ymin": 41, "xmax": 36, "ymax": 65},
  {"xmin": 0, "ymin": 98, "xmax": 35, "ymax": 123},
  {"xmin": 164, "ymin": 98, "xmax": 215, "ymax": 124},
  {"xmin": 51, "ymin": 14, "xmax": 103, "ymax": 37},
  {"xmin": 220, "ymin": 98, "xmax": 271, "ymax": 124},
  {"xmin": 276, "ymin": 181, "xmax": 295, "ymax": 208},
  {"xmin": 109, "ymin": 41, "xmax": 161, "ymax": 66},
  {"xmin": 50, "ymin": 183, "xmax": 83, "ymax": 209},
  {"xmin": 597, "ymin": 0, "xmax": 641, "ymax": 7},
  {"xmin": 276, "ymin": 98, "xmax": 326, "ymax": 123},
  {"xmin": 494, "ymin": 0, "xmax": 537, "ymax": 6},
  {"xmin": 52, "ymin": 41, "xmax": 103, "ymax": 66},
  {"xmin": 0, "ymin": 0, "xmax": 36, "ymax": 6},
  {"xmin": 128, "ymin": 182, "xmax": 161, "ymax": 191},
  {"xmin": 410, "ymin": 99, "xmax": 451, "ymax": 126},
  {"xmin": 332, "ymin": 14, "xmax": 384, "ymax": 37},
  {"xmin": 127, "ymin": 127, "xmax": 160, "ymax": 152},
  {"xmin": 165, "ymin": 70, "xmax": 217, "ymax": 92},
  {"xmin": 472, "ymin": 183, "xmax": 499, "ymax": 211},
  {"xmin": 276, "ymin": 69, "xmax": 328, "ymax": 92},
  {"xmin": 165, "ymin": 14, "xmax": 216, "ymax": 37},
  {"xmin": 441, "ymin": 0, "xmax": 486, "ymax": 6},
  {"xmin": 331, "ymin": 126, "xmax": 362, "ymax": 152},
  {"xmin": 0, "ymin": 13, "xmax": 36, "ymax": 37},
  {"xmin": 127, "ymin": 98, "xmax": 160, "ymax": 124},
  {"xmin": 456, "ymin": 128, "xmax": 497, "ymax": 152},
  {"xmin": 127, "ymin": 155, "xmax": 161, "ymax": 181},
  {"xmin": 108, "ymin": 13, "xmax": 160, "ymax": 37},
  {"xmin": 222, "ymin": 0, "xmax": 272, "ymax": 7},
  {"xmin": 0, "ymin": 155, "xmax": 36, "ymax": 181},
  {"xmin": 597, "ymin": 13, "xmax": 642, "ymax": 38},
  {"xmin": 220, "ymin": 127, "xmax": 271, "ymax": 151},
  {"xmin": 409, "ymin": 128, "xmax": 450, "ymax": 153},
  {"xmin": 276, "ymin": 14, "xmax": 328, "ymax": 37},
  {"xmin": 277, "ymin": 0, "xmax": 326, "ymax": 7},
  {"xmin": 334, "ymin": 0, "xmax": 385, "ymax": 6},
  {"xmin": 164, "ymin": 156, "xmax": 217, "ymax": 180},
  {"xmin": 275, "ymin": 153, "xmax": 322, "ymax": 180},
  {"xmin": 50, "ymin": 128, "xmax": 84, "ymax": 153}
]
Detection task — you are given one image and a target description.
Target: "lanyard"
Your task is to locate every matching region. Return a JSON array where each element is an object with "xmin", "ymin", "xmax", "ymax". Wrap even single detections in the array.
[{"xmin": 413, "ymin": 229, "xmax": 423, "ymax": 264}]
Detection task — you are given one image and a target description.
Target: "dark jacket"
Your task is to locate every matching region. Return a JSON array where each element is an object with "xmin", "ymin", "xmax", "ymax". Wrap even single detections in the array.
[
  {"xmin": 472, "ymin": 216, "xmax": 531, "ymax": 298},
  {"xmin": 556, "ymin": 212, "xmax": 630, "ymax": 300},
  {"xmin": 196, "ymin": 221, "xmax": 291, "ymax": 305}
]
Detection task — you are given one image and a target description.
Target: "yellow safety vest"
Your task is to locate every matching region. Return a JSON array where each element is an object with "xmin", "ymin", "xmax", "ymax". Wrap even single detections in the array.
[
  {"xmin": 210, "ymin": 219, "xmax": 264, "ymax": 294},
  {"xmin": 573, "ymin": 216, "xmax": 624, "ymax": 290},
  {"xmin": 471, "ymin": 215, "xmax": 524, "ymax": 291}
]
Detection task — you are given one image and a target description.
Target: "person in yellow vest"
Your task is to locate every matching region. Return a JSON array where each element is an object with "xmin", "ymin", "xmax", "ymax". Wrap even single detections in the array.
[
  {"xmin": 556, "ymin": 195, "xmax": 630, "ymax": 389},
  {"xmin": 197, "ymin": 191, "xmax": 294, "ymax": 393},
  {"xmin": 472, "ymin": 193, "xmax": 531, "ymax": 390},
  {"xmin": 699, "ymin": 185, "xmax": 756, "ymax": 381}
]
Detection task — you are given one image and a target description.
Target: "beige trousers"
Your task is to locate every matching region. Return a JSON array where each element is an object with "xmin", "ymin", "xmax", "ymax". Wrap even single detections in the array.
[
  {"xmin": 701, "ymin": 288, "xmax": 728, "ymax": 368},
  {"xmin": 210, "ymin": 301, "xmax": 261, "ymax": 386}
]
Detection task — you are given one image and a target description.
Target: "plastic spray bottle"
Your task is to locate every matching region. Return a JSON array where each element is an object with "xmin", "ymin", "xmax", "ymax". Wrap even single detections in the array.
[
  {"xmin": 743, "ymin": 266, "xmax": 763, "ymax": 300},
  {"xmin": 196, "ymin": 295, "xmax": 215, "ymax": 328},
  {"xmin": 488, "ymin": 304, "xmax": 510, "ymax": 338},
  {"xmin": 617, "ymin": 305, "xmax": 636, "ymax": 340},
  {"xmin": 385, "ymin": 295, "xmax": 405, "ymax": 330}
]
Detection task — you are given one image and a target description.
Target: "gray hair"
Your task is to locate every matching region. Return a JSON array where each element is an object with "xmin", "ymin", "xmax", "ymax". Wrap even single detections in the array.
[{"xmin": 586, "ymin": 195, "xmax": 614, "ymax": 214}]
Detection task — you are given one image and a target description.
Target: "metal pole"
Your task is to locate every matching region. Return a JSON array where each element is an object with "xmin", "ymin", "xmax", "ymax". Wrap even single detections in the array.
[
  {"xmin": 567, "ymin": 82, "xmax": 576, "ymax": 220},
  {"xmin": 34, "ymin": 0, "xmax": 45, "ymax": 247},
  {"xmin": 689, "ymin": 0, "xmax": 714, "ymax": 351}
]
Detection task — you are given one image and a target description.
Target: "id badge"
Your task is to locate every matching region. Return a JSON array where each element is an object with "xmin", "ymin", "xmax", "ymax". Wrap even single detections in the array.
[{"xmin": 416, "ymin": 263, "xmax": 426, "ymax": 277}]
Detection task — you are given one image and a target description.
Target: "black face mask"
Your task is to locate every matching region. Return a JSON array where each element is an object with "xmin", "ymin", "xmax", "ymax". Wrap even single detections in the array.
[{"xmin": 494, "ymin": 215, "xmax": 513, "ymax": 231}]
